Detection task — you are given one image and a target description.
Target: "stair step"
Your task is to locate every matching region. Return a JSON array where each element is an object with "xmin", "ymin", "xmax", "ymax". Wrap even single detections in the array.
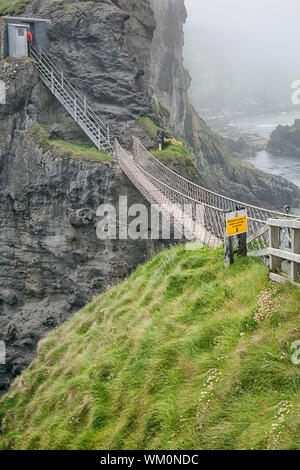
[{"xmin": 32, "ymin": 47, "xmax": 113, "ymax": 152}]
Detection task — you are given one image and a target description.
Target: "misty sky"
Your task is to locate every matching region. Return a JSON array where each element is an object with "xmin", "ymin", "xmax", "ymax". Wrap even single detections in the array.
[{"xmin": 184, "ymin": 0, "xmax": 300, "ymax": 112}]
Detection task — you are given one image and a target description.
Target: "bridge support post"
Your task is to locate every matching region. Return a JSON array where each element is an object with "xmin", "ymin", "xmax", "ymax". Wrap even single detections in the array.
[
  {"xmin": 238, "ymin": 232, "xmax": 247, "ymax": 257},
  {"xmin": 224, "ymin": 236, "xmax": 234, "ymax": 267}
]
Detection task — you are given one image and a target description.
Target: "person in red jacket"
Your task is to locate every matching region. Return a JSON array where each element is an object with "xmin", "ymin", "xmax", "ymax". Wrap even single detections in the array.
[
  {"xmin": 27, "ymin": 30, "xmax": 33, "ymax": 55},
  {"xmin": 27, "ymin": 30, "xmax": 33, "ymax": 45}
]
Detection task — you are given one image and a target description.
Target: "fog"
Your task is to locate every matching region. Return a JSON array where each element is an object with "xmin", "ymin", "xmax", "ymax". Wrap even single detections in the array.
[{"xmin": 184, "ymin": 0, "xmax": 300, "ymax": 114}]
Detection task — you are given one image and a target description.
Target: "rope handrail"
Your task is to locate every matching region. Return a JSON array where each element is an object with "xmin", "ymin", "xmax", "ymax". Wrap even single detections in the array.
[
  {"xmin": 116, "ymin": 142, "xmax": 223, "ymax": 212},
  {"xmin": 133, "ymin": 137, "xmax": 298, "ymax": 219},
  {"xmin": 116, "ymin": 141, "xmax": 286, "ymax": 224}
]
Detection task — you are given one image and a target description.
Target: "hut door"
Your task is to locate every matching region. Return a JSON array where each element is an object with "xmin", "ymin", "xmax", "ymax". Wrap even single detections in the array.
[{"xmin": 8, "ymin": 24, "xmax": 28, "ymax": 58}]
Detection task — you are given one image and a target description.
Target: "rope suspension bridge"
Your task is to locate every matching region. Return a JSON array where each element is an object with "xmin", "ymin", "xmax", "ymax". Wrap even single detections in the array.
[
  {"xmin": 30, "ymin": 47, "xmax": 299, "ymax": 253},
  {"xmin": 115, "ymin": 138, "xmax": 298, "ymax": 251}
]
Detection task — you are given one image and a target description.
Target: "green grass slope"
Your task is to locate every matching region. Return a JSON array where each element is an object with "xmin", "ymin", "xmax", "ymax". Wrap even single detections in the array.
[
  {"xmin": 27, "ymin": 125, "xmax": 113, "ymax": 164},
  {"xmin": 0, "ymin": 246, "xmax": 299, "ymax": 450}
]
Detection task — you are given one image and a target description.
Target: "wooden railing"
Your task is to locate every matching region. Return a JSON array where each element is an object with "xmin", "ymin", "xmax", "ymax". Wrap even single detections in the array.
[{"xmin": 249, "ymin": 218, "xmax": 300, "ymax": 284}]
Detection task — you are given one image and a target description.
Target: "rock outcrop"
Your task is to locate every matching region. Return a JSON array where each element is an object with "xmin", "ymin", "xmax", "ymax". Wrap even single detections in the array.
[
  {"xmin": 184, "ymin": 106, "xmax": 300, "ymax": 208},
  {"xmin": 268, "ymin": 119, "xmax": 300, "ymax": 157}
]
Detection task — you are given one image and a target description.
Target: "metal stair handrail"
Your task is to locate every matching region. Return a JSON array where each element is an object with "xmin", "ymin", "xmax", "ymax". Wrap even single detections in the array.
[
  {"xmin": 30, "ymin": 45, "xmax": 112, "ymax": 152},
  {"xmin": 31, "ymin": 45, "xmax": 109, "ymax": 134},
  {"xmin": 36, "ymin": 46, "xmax": 108, "ymax": 131}
]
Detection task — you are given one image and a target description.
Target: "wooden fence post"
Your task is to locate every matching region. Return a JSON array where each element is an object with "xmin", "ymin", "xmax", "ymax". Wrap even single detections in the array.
[
  {"xmin": 291, "ymin": 227, "xmax": 300, "ymax": 282},
  {"xmin": 270, "ymin": 225, "xmax": 281, "ymax": 272}
]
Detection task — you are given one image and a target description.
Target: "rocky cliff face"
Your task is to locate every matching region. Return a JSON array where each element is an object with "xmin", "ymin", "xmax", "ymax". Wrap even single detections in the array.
[
  {"xmin": 26, "ymin": 0, "xmax": 155, "ymax": 138},
  {"xmin": 0, "ymin": 58, "xmax": 163, "ymax": 393},
  {"xmin": 149, "ymin": 0, "xmax": 190, "ymax": 135}
]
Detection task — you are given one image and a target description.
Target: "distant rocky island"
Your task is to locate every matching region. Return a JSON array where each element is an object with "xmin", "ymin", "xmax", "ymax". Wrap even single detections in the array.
[{"xmin": 268, "ymin": 118, "xmax": 300, "ymax": 157}]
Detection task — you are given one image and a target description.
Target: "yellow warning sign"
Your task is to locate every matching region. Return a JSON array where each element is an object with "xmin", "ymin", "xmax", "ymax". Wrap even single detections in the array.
[{"xmin": 226, "ymin": 209, "xmax": 247, "ymax": 237}]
